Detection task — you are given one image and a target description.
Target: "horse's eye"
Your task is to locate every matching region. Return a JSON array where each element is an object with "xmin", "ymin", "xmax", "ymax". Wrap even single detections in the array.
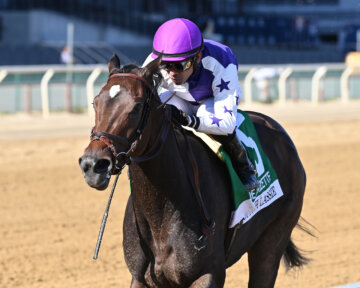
[{"xmin": 129, "ymin": 103, "xmax": 143, "ymax": 118}]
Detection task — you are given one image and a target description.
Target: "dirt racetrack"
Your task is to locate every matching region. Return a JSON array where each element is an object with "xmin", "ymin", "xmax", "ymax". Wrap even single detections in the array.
[{"xmin": 1, "ymin": 101, "xmax": 360, "ymax": 288}]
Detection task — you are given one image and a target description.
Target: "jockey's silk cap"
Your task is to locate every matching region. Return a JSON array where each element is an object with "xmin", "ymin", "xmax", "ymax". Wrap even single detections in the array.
[{"xmin": 151, "ymin": 18, "xmax": 203, "ymax": 62}]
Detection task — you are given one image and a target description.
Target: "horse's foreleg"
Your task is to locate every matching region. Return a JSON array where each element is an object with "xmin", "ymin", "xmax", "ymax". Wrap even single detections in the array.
[{"xmin": 189, "ymin": 273, "xmax": 222, "ymax": 288}]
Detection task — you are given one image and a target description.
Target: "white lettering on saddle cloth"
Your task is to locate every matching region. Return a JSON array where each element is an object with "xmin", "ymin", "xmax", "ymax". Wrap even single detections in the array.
[
  {"xmin": 252, "ymin": 171, "xmax": 276, "ymax": 209},
  {"xmin": 251, "ymin": 180, "xmax": 283, "ymax": 214},
  {"xmin": 251, "ymin": 171, "xmax": 272, "ymax": 199},
  {"xmin": 254, "ymin": 186, "xmax": 277, "ymax": 209}
]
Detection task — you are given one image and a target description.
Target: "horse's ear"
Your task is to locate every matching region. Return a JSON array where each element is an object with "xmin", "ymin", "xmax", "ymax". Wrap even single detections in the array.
[
  {"xmin": 108, "ymin": 54, "xmax": 121, "ymax": 73},
  {"xmin": 140, "ymin": 56, "xmax": 162, "ymax": 81}
]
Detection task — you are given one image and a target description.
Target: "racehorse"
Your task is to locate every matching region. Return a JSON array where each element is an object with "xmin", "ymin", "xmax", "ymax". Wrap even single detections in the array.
[{"xmin": 79, "ymin": 54, "xmax": 311, "ymax": 287}]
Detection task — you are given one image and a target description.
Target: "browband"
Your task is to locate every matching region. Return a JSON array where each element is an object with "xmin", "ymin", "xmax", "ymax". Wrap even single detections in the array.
[{"xmin": 108, "ymin": 73, "xmax": 154, "ymax": 94}]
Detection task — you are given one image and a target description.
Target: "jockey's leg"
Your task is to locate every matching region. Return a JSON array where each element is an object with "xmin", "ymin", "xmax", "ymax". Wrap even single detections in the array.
[{"xmin": 213, "ymin": 131, "xmax": 259, "ymax": 192}]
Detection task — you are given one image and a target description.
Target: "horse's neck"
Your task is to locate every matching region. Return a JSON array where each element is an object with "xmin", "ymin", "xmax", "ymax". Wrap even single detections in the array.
[{"xmin": 129, "ymin": 128, "xmax": 196, "ymax": 231}]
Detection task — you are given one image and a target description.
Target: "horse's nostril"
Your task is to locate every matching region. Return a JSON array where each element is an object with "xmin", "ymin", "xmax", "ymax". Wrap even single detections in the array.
[
  {"xmin": 82, "ymin": 162, "xmax": 92, "ymax": 173},
  {"xmin": 79, "ymin": 157, "xmax": 94, "ymax": 173},
  {"xmin": 94, "ymin": 159, "xmax": 111, "ymax": 174}
]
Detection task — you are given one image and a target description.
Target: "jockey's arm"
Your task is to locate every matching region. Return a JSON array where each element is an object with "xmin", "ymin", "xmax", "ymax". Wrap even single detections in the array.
[{"xmin": 196, "ymin": 59, "xmax": 240, "ymax": 136}]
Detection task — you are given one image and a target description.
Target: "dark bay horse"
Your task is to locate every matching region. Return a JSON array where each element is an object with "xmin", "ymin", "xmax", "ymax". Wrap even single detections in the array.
[{"xmin": 79, "ymin": 54, "xmax": 310, "ymax": 287}]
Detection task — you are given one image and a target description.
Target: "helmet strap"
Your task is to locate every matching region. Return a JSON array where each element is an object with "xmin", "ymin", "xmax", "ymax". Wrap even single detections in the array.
[{"xmin": 191, "ymin": 53, "xmax": 201, "ymax": 74}]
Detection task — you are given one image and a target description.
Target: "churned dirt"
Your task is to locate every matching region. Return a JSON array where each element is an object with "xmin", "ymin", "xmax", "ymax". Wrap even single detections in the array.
[{"xmin": 1, "ymin": 101, "xmax": 360, "ymax": 288}]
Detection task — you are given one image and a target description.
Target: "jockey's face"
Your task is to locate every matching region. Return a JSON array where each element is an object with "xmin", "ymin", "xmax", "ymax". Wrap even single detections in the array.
[{"xmin": 163, "ymin": 53, "xmax": 201, "ymax": 85}]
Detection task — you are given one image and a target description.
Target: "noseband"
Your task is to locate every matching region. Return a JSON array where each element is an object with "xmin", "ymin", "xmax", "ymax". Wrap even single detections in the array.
[{"xmin": 90, "ymin": 72, "xmax": 170, "ymax": 173}]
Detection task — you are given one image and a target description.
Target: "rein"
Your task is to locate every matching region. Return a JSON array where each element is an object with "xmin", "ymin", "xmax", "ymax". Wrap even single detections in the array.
[{"xmin": 174, "ymin": 128, "xmax": 216, "ymax": 250}]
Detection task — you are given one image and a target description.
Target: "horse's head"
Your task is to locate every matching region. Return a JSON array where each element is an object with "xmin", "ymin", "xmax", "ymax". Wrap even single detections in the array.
[{"xmin": 79, "ymin": 54, "xmax": 163, "ymax": 190}]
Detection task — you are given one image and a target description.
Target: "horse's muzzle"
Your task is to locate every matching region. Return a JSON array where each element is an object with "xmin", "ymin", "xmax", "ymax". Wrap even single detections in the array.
[{"xmin": 78, "ymin": 155, "xmax": 113, "ymax": 190}]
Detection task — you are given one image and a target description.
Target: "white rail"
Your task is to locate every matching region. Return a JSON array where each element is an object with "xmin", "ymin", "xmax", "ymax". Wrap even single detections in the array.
[
  {"xmin": 0, "ymin": 63, "xmax": 359, "ymax": 115},
  {"xmin": 0, "ymin": 70, "xmax": 7, "ymax": 83},
  {"xmin": 86, "ymin": 68, "xmax": 102, "ymax": 116},
  {"xmin": 278, "ymin": 67, "xmax": 292, "ymax": 105},
  {"xmin": 311, "ymin": 66, "xmax": 327, "ymax": 106},
  {"xmin": 241, "ymin": 63, "xmax": 359, "ymax": 105},
  {"xmin": 340, "ymin": 67, "xmax": 354, "ymax": 103},
  {"xmin": 40, "ymin": 69, "xmax": 55, "ymax": 118},
  {"xmin": 243, "ymin": 68, "xmax": 257, "ymax": 105}
]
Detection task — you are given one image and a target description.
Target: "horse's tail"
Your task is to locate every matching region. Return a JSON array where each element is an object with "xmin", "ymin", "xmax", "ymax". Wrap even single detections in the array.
[
  {"xmin": 283, "ymin": 217, "xmax": 317, "ymax": 270},
  {"xmin": 283, "ymin": 238, "xmax": 310, "ymax": 270}
]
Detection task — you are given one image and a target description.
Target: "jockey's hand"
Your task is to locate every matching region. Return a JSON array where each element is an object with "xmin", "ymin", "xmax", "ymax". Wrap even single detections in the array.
[{"xmin": 169, "ymin": 105, "xmax": 200, "ymax": 129}]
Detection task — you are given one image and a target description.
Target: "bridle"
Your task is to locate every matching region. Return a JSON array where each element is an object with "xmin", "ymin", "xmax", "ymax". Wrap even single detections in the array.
[
  {"xmin": 90, "ymin": 72, "xmax": 170, "ymax": 173},
  {"xmin": 90, "ymin": 71, "xmax": 174, "ymax": 260},
  {"xmin": 89, "ymin": 71, "xmax": 215, "ymax": 252}
]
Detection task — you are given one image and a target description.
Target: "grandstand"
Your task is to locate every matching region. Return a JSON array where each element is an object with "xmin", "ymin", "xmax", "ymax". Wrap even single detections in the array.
[{"xmin": 0, "ymin": 0, "xmax": 359, "ymax": 65}]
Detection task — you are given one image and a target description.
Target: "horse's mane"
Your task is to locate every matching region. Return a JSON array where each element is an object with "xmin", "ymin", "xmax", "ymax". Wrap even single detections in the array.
[
  {"xmin": 109, "ymin": 64, "xmax": 139, "ymax": 75},
  {"xmin": 110, "ymin": 63, "xmax": 163, "ymax": 92}
]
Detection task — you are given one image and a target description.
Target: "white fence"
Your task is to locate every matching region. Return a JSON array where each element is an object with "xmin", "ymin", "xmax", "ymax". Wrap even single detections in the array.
[
  {"xmin": 0, "ymin": 63, "xmax": 359, "ymax": 117},
  {"xmin": 238, "ymin": 63, "xmax": 360, "ymax": 105}
]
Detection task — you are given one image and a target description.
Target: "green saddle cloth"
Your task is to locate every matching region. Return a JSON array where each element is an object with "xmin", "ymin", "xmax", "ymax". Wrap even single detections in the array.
[{"xmin": 221, "ymin": 110, "xmax": 283, "ymax": 227}]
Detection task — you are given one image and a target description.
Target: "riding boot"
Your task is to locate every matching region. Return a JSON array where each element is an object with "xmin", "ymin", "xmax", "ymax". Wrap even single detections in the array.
[{"xmin": 213, "ymin": 132, "xmax": 259, "ymax": 192}]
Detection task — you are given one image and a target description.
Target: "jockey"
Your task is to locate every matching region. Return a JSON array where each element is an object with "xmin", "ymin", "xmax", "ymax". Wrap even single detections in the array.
[{"xmin": 144, "ymin": 18, "xmax": 258, "ymax": 191}]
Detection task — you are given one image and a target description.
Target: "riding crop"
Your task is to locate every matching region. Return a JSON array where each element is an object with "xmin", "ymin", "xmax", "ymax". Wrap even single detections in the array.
[{"xmin": 93, "ymin": 173, "xmax": 120, "ymax": 260}]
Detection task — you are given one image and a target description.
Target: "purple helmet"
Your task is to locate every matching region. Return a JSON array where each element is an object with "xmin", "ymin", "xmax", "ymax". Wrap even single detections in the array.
[{"xmin": 151, "ymin": 18, "xmax": 203, "ymax": 62}]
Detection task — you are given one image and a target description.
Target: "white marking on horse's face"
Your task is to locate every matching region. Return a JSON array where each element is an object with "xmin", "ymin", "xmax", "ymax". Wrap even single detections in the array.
[{"xmin": 109, "ymin": 85, "xmax": 121, "ymax": 98}]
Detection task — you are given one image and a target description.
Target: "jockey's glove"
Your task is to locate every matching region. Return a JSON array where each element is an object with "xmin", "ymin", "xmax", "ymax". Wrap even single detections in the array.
[{"xmin": 169, "ymin": 105, "xmax": 200, "ymax": 129}]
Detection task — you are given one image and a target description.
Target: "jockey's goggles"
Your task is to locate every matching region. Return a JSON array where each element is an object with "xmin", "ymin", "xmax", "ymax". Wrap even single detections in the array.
[{"xmin": 161, "ymin": 56, "xmax": 195, "ymax": 72}]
